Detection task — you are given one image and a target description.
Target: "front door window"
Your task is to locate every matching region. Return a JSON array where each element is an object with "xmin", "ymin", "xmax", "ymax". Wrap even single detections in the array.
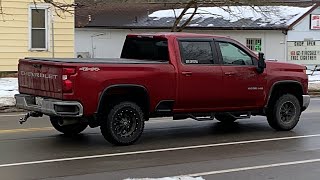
[{"xmin": 217, "ymin": 42, "xmax": 253, "ymax": 66}]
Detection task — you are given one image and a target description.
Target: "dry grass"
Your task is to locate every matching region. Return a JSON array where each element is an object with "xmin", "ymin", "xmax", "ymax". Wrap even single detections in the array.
[{"xmin": 0, "ymin": 72, "xmax": 18, "ymax": 78}]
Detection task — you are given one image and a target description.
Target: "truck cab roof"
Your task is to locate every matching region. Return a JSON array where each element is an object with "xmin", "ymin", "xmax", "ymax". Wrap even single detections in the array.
[{"xmin": 127, "ymin": 32, "xmax": 231, "ymax": 39}]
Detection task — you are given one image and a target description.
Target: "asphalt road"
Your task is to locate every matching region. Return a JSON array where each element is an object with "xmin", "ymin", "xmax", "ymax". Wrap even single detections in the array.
[{"xmin": 1, "ymin": 99, "xmax": 320, "ymax": 180}]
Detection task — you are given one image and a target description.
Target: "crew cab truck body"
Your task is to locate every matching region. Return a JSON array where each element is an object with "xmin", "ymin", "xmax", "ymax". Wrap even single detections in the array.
[{"xmin": 15, "ymin": 32, "xmax": 310, "ymax": 145}]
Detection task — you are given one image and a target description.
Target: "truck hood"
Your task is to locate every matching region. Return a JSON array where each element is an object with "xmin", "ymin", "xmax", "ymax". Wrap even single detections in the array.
[
  {"xmin": 264, "ymin": 60, "xmax": 308, "ymax": 95},
  {"xmin": 265, "ymin": 60, "xmax": 306, "ymax": 72}
]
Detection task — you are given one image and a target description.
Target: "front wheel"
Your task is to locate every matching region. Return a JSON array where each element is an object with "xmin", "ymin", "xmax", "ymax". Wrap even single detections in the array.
[
  {"xmin": 100, "ymin": 102, "xmax": 145, "ymax": 146},
  {"xmin": 267, "ymin": 94, "xmax": 301, "ymax": 131},
  {"xmin": 50, "ymin": 117, "xmax": 88, "ymax": 135}
]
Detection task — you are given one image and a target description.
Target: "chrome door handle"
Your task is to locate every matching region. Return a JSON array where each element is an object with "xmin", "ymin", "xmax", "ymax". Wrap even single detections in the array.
[
  {"xmin": 224, "ymin": 72, "xmax": 235, "ymax": 76},
  {"xmin": 182, "ymin": 72, "xmax": 193, "ymax": 76}
]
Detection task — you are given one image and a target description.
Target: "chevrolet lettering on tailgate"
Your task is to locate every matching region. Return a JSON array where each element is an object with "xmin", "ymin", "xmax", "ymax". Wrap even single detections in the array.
[{"xmin": 20, "ymin": 71, "xmax": 58, "ymax": 79}]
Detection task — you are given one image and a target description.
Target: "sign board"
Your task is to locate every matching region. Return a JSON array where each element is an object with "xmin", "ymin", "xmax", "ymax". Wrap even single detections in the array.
[
  {"xmin": 310, "ymin": 14, "xmax": 320, "ymax": 30},
  {"xmin": 288, "ymin": 40, "xmax": 320, "ymax": 65},
  {"xmin": 255, "ymin": 42, "xmax": 262, "ymax": 52}
]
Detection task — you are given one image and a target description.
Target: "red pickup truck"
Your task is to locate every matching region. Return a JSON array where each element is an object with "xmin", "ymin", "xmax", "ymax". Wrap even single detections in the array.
[{"xmin": 15, "ymin": 32, "xmax": 310, "ymax": 145}]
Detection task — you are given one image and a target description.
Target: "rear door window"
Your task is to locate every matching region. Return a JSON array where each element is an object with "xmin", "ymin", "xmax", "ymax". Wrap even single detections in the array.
[
  {"xmin": 180, "ymin": 41, "xmax": 215, "ymax": 65},
  {"xmin": 121, "ymin": 37, "xmax": 169, "ymax": 62}
]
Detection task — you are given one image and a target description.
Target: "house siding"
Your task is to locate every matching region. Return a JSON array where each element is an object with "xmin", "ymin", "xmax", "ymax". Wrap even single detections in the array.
[
  {"xmin": 287, "ymin": 7, "xmax": 320, "ymax": 66},
  {"xmin": 288, "ymin": 7, "xmax": 320, "ymax": 41},
  {"xmin": 75, "ymin": 28, "xmax": 286, "ymax": 61},
  {"xmin": 0, "ymin": 0, "xmax": 74, "ymax": 72}
]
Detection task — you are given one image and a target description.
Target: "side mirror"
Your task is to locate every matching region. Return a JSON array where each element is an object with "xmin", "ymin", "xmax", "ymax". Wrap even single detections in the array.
[{"xmin": 257, "ymin": 52, "xmax": 266, "ymax": 73}]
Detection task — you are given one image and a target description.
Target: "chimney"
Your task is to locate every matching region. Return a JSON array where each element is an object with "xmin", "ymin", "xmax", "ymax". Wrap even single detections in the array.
[{"xmin": 147, "ymin": 9, "xmax": 150, "ymax": 21}]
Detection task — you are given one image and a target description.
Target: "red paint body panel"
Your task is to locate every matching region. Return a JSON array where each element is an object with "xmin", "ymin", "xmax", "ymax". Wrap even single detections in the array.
[
  {"xmin": 265, "ymin": 61, "xmax": 309, "ymax": 96},
  {"xmin": 67, "ymin": 64, "xmax": 176, "ymax": 116},
  {"xmin": 220, "ymin": 66, "xmax": 267, "ymax": 109},
  {"xmin": 18, "ymin": 59, "xmax": 63, "ymax": 99},
  {"xmin": 17, "ymin": 32, "xmax": 308, "ymax": 117}
]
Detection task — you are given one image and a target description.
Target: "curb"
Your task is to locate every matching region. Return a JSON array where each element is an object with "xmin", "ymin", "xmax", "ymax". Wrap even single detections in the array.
[
  {"xmin": 309, "ymin": 92, "xmax": 320, "ymax": 96},
  {"xmin": 309, "ymin": 91, "xmax": 320, "ymax": 97},
  {"xmin": 0, "ymin": 106, "xmax": 26, "ymax": 113}
]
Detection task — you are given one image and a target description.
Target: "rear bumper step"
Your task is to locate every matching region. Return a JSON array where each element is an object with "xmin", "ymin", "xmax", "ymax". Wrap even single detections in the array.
[{"xmin": 15, "ymin": 94, "xmax": 83, "ymax": 117}]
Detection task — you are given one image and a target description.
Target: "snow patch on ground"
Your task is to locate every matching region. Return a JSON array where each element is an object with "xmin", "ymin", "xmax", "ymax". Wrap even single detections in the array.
[
  {"xmin": 149, "ymin": 6, "xmax": 313, "ymax": 26},
  {"xmin": 124, "ymin": 176, "xmax": 205, "ymax": 180},
  {"xmin": 307, "ymin": 70, "xmax": 320, "ymax": 91},
  {"xmin": 0, "ymin": 78, "xmax": 18, "ymax": 107}
]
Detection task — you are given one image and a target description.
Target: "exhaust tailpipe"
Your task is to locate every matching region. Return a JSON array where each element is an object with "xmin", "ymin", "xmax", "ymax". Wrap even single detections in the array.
[{"xmin": 58, "ymin": 119, "xmax": 80, "ymax": 126}]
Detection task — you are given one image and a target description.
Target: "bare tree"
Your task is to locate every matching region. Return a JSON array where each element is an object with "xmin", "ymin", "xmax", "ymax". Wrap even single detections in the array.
[
  {"xmin": 75, "ymin": 0, "xmax": 318, "ymax": 32},
  {"xmin": 171, "ymin": 0, "xmax": 198, "ymax": 32},
  {"xmin": 167, "ymin": 0, "xmax": 314, "ymax": 32},
  {"xmin": 0, "ymin": 0, "xmax": 317, "ymax": 29}
]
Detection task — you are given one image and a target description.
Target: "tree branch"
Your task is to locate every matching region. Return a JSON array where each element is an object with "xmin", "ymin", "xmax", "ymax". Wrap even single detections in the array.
[
  {"xmin": 171, "ymin": 0, "xmax": 197, "ymax": 32},
  {"xmin": 177, "ymin": 3, "xmax": 198, "ymax": 32}
]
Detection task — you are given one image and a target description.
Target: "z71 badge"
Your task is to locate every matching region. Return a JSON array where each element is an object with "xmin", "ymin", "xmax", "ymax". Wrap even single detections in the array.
[{"xmin": 248, "ymin": 87, "xmax": 264, "ymax": 90}]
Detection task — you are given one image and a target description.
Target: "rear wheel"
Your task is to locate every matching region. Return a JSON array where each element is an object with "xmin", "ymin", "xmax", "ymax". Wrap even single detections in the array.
[
  {"xmin": 267, "ymin": 94, "xmax": 301, "ymax": 131},
  {"xmin": 50, "ymin": 117, "xmax": 88, "ymax": 135},
  {"xmin": 100, "ymin": 102, "xmax": 145, "ymax": 146}
]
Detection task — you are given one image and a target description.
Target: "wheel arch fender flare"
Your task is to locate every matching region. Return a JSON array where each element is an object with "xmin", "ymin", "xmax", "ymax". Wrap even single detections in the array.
[
  {"xmin": 266, "ymin": 80, "xmax": 304, "ymax": 108},
  {"xmin": 96, "ymin": 84, "xmax": 150, "ymax": 115}
]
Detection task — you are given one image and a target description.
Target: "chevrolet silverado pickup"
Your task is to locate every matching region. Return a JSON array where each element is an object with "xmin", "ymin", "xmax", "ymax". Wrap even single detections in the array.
[{"xmin": 15, "ymin": 32, "xmax": 310, "ymax": 145}]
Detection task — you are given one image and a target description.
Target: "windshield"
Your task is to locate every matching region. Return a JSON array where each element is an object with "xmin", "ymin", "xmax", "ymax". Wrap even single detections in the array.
[{"xmin": 120, "ymin": 37, "xmax": 169, "ymax": 62}]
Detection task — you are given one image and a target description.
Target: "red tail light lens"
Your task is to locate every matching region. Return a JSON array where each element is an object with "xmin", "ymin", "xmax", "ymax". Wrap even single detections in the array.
[
  {"xmin": 63, "ymin": 68, "xmax": 76, "ymax": 75},
  {"xmin": 63, "ymin": 79, "xmax": 73, "ymax": 93},
  {"xmin": 62, "ymin": 68, "xmax": 76, "ymax": 93}
]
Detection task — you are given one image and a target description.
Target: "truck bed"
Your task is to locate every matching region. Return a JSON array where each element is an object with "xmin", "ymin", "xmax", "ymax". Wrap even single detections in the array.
[{"xmin": 25, "ymin": 58, "xmax": 167, "ymax": 64}]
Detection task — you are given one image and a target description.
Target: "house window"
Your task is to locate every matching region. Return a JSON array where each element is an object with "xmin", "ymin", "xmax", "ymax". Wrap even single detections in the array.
[
  {"xmin": 30, "ymin": 7, "xmax": 48, "ymax": 50},
  {"xmin": 246, "ymin": 38, "xmax": 262, "ymax": 52}
]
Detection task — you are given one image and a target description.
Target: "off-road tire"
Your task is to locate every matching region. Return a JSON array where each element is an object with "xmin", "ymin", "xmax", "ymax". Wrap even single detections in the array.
[
  {"xmin": 267, "ymin": 94, "xmax": 301, "ymax": 131},
  {"xmin": 100, "ymin": 102, "xmax": 145, "ymax": 146}
]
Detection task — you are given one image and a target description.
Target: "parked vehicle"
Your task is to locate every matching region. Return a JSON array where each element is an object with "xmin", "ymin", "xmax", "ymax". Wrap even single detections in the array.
[{"xmin": 15, "ymin": 32, "xmax": 310, "ymax": 145}]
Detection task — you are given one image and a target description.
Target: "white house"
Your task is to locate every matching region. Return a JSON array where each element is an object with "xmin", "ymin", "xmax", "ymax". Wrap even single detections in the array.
[{"xmin": 75, "ymin": 3, "xmax": 320, "ymax": 69}]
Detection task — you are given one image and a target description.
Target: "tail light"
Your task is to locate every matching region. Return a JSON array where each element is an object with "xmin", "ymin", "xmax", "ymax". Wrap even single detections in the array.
[{"xmin": 62, "ymin": 68, "xmax": 76, "ymax": 93}]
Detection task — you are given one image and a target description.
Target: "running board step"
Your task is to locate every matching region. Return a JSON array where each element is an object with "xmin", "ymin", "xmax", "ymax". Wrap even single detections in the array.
[
  {"xmin": 228, "ymin": 112, "xmax": 251, "ymax": 119},
  {"xmin": 189, "ymin": 114, "xmax": 215, "ymax": 121}
]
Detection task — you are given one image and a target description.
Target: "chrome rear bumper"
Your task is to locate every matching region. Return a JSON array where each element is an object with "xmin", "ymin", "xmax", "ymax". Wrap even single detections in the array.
[{"xmin": 15, "ymin": 94, "xmax": 83, "ymax": 117}]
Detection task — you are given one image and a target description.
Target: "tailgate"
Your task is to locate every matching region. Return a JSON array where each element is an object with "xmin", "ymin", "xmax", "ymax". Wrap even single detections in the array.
[{"xmin": 18, "ymin": 59, "xmax": 63, "ymax": 99}]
